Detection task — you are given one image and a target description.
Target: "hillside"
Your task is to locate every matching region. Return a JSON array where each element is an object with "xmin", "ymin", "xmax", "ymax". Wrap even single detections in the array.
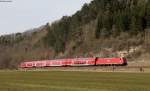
[{"xmin": 0, "ymin": 0, "xmax": 150, "ymax": 69}]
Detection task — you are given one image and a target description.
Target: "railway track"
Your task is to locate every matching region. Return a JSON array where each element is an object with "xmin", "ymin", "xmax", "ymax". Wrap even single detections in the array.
[{"xmin": 19, "ymin": 65, "xmax": 150, "ymax": 73}]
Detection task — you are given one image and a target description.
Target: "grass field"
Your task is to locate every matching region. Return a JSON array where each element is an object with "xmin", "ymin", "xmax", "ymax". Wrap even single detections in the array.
[{"xmin": 0, "ymin": 71, "xmax": 150, "ymax": 91}]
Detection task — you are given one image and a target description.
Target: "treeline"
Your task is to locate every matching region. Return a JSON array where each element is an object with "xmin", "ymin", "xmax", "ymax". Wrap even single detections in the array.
[
  {"xmin": 0, "ymin": 33, "xmax": 24, "ymax": 46},
  {"xmin": 0, "ymin": 26, "xmax": 44, "ymax": 46}
]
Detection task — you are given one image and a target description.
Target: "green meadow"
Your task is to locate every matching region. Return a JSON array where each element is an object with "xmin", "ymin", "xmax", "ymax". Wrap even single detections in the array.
[{"xmin": 0, "ymin": 71, "xmax": 150, "ymax": 91}]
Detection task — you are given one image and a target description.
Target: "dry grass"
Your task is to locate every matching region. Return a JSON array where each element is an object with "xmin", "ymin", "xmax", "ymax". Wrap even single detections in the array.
[{"xmin": 0, "ymin": 71, "xmax": 150, "ymax": 91}]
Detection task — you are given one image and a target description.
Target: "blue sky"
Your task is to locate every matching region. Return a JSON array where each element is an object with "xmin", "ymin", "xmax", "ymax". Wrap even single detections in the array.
[{"xmin": 0, "ymin": 0, "xmax": 92, "ymax": 35}]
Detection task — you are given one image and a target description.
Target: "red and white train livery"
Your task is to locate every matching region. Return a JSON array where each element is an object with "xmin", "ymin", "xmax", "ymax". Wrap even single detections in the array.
[{"xmin": 19, "ymin": 57, "xmax": 127, "ymax": 68}]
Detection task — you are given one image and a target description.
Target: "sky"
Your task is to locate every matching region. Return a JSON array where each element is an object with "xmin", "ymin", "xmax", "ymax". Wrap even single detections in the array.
[{"xmin": 0, "ymin": 0, "xmax": 92, "ymax": 35}]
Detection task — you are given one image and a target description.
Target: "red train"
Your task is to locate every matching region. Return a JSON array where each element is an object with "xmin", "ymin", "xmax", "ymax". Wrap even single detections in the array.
[{"xmin": 19, "ymin": 57, "xmax": 127, "ymax": 68}]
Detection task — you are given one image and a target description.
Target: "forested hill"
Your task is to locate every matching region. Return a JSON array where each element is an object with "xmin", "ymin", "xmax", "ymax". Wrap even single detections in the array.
[
  {"xmin": 0, "ymin": 0, "xmax": 150, "ymax": 69},
  {"xmin": 44, "ymin": 0, "xmax": 150, "ymax": 57}
]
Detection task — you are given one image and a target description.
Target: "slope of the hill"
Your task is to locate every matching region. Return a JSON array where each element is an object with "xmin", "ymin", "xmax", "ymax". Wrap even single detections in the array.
[
  {"xmin": 0, "ymin": 26, "xmax": 48, "ymax": 69},
  {"xmin": 44, "ymin": 0, "xmax": 150, "ymax": 58},
  {"xmin": 0, "ymin": 0, "xmax": 150, "ymax": 69}
]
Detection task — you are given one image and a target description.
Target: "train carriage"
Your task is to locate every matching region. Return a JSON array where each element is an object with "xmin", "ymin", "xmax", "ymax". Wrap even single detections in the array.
[{"xmin": 70, "ymin": 58, "xmax": 95, "ymax": 66}]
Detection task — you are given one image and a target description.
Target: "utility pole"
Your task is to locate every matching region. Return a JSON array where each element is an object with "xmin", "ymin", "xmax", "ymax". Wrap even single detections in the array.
[
  {"xmin": 144, "ymin": 29, "xmax": 150, "ymax": 49},
  {"xmin": 145, "ymin": 29, "xmax": 150, "ymax": 44}
]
